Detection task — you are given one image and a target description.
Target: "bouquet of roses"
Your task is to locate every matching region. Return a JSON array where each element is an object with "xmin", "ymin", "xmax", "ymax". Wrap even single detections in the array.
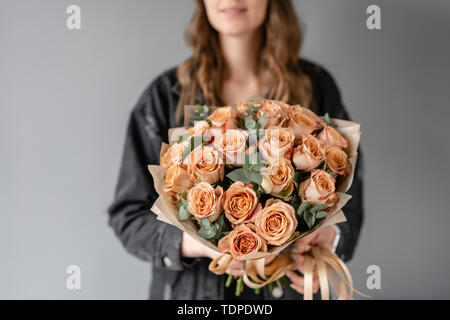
[{"xmin": 148, "ymin": 97, "xmax": 361, "ymax": 299}]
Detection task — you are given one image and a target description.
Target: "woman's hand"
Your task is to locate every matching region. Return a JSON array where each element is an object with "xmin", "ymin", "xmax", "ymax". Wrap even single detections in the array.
[
  {"xmin": 286, "ymin": 226, "xmax": 336, "ymax": 294},
  {"xmin": 180, "ymin": 232, "xmax": 220, "ymax": 259}
]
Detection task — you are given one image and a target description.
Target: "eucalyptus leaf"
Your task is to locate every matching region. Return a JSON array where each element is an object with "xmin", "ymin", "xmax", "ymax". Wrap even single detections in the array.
[
  {"xmin": 257, "ymin": 112, "xmax": 267, "ymax": 129},
  {"xmin": 297, "ymin": 202, "xmax": 311, "ymax": 215},
  {"xmin": 316, "ymin": 211, "xmax": 328, "ymax": 219},
  {"xmin": 304, "ymin": 211, "xmax": 315, "ymax": 229},
  {"xmin": 245, "ymin": 117, "xmax": 256, "ymax": 130},
  {"xmin": 197, "ymin": 226, "xmax": 217, "ymax": 239},
  {"xmin": 311, "ymin": 203, "xmax": 329, "ymax": 213},
  {"xmin": 201, "ymin": 218, "xmax": 212, "ymax": 229},
  {"xmin": 247, "ymin": 170, "xmax": 262, "ymax": 185},
  {"xmin": 226, "ymin": 168, "xmax": 251, "ymax": 184},
  {"xmin": 178, "ymin": 205, "xmax": 191, "ymax": 221}
]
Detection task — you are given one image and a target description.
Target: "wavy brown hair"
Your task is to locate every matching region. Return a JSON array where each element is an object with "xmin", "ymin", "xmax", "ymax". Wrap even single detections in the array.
[{"xmin": 176, "ymin": 0, "xmax": 313, "ymax": 124}]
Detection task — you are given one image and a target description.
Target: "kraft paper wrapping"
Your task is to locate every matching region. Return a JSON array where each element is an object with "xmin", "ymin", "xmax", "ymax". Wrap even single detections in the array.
[
  {"xmin": 149, "ymin": 103, "xmax": 361, "ymax": 259},
  {"xmin": 148, "ymin": 115, "xmax": 360, "ymax": 260}
]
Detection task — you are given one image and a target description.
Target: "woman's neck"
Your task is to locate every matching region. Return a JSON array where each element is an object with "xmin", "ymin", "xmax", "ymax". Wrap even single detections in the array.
[
  {"xmin": 219, "ymin": 31, "xmax": 261, "ymax": 82},
  {"xmin": 219, "ymin": 30, "xmax": 269, "ymax": 104}
]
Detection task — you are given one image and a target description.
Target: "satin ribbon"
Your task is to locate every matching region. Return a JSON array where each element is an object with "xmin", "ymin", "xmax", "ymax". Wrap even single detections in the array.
[{"xmin": 209, "ymin": 246, "xmax": 368, "ymax": 300}]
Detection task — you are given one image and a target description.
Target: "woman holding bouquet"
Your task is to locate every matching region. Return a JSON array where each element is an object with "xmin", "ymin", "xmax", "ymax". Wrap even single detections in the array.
[{"xmin": 108, "ymin": 0, "xmax": 363, "ymax": 300}]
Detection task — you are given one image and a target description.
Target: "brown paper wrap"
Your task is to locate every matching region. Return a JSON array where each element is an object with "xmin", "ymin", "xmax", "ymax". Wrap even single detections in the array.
[{"xmin": 148, "ymin": 104, "xmax": 364, "ymax": 299}]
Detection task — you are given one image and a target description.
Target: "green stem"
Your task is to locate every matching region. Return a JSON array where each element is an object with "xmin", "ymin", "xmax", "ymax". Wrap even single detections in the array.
[
  {"xmin": 268, "ymin": 282, "xmax": 274, "ymax": 292},
  {"xmin": 235, "ymin": 277, "xmax": 244, "ymax": 296},
  {"xmin": 225, "ymin": 274, "xmax": 233, "ymax": 288},
  {"xmin": 254, "ymin": 287, "xmax": 261, "ymax": 295}
]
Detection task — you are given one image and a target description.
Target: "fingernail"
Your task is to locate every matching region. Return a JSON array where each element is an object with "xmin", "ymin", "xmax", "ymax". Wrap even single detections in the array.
[
  {"xmin": 290, "ymin": 253, "xmax": 297, "ymax": 260},
  {"xmin": 292, "ymin": 247, "xmax": 299, "ymax": 252}
]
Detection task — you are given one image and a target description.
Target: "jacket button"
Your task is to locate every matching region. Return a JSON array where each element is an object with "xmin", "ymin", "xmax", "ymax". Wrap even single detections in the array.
[
  {"xmin": 163, "ymin": 256, "xmax": 173, "ymax": 267},
  {"xmin": 271, "ymin": 287, "xmax": 283, "ymax": 298}
]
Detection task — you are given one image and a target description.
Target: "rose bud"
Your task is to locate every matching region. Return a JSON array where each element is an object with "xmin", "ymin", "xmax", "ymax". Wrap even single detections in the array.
[
  {"xmin": 183, "ymin": 145, "xmax": 224, "ymax": 184},
  {"xmin": 257, "ymin": 100, "xmax": 283, "ymax": 128},
  {"xmin": 218, "ymin": 224, "xmax": 267, "ymax": 259},
  {"xmin": 325, "ymin": 147, "xmax": 350, "ymax": 176},
  {"xmin": 207, "ymin": 106, "xmax": 237, "ymax": 137},
  {"xmin": 163, "ymin": 163, "xmax": 194, "ymax": 194},
  {"xmin": 188, "ymin": 120, "xmax": 211, "ymax": 137},
  {"xmin": 259, "ymin": 126, "xmax": 295, "ymax": 160},
  {"xmin": 317, "ymin": 124, "xmax": 348, "ymax": 149},
  {"xmin": 236, "ymin": 101, "xmax": 251, "ymax": 118},
  {"xmin": 254, "ymin": 199, "xmax": 297, "ymax": 245},
  {"xmin": 261, "ymin": 157, "xmax": 295, "ymax": 197},
  {"xmin": 223, "ymin": 181, "xmax": 261, "ymax": 225},
  {"xmin": 160, "ymin": 141, "xmax": 188, "ymax": 168},
  {"xmin": 187, "ymin": 182, "xmax": 223, "ymax": 222},
  {"xmin": 292, "ymin": 135, "xmax": 326, "ymax": 171},
  {"xmin": 213, "ymin": 129, "xmax": 248, "ymax": 165},
  {"xmin": 286, "ymin": 105, "xmax": 324, "ymax": 144},
  {"xmin": 298, "ymin": 169, "xmax": 339, "ymax": 207}
]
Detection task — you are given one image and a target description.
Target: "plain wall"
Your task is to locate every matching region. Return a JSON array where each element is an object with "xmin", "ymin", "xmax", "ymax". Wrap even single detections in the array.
[{"xmin": 1, "ymin": 0, "xmax": 449, "ymax": 299}]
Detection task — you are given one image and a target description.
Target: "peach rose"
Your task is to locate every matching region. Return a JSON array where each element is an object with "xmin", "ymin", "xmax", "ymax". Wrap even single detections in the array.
[
  {"xmin": 207, "ymin": 106, "xmax": 237, "ymax": 133},
  {"xmin": 286, "ymin": 106, "xmax": 324, "ymax": 144},
  {"xmin": 298, "ymin": 169, "xmax": 339, "ymax": 207},
  {"xmin": 160, "ymin": 141, "xmax": 188, "ymax": 168},
  {"xmin": 236, "ymin": 102, "xmax": 250, "ymax": 118},
  {"xmin": 218, "ymin": 224, "xmax": 267, "ymax": 259},
  {"xmin": 187, "ymin": 182, "xmax": 223, "ymax": 222},
  {"xmin": 183, "ymin": 145, "xmax": 224, "ymax": 184},
  {"xmin": 222, "ymin": 182, "xmax": 261, "ymax": 225},
  {"xmin": 261, "ymin": 157, "xmax": 295, "ymax": 197},
  {"xmin": 163, "ymin": 164, "xmax": 194, "ymax": 194},
  {"xmin": 257, "ymin": 100, "xmax": 283, "ymax": 128},
  {"xmin": 292, "ymin": 135, "xmax": 325, "ymax": 171},
  {"xmin": 188, "ymin": 120, "xmax": 211, "ymax": 137},
  {"xmin": 325, "ymin": 147, "xmax": 350, "ymax": 176},
  {"xmin": 317, "ymin": 124, "xmax": 348, "ymax": 149},
  {"xmin": 213, "ymin": 129, "xmax": 247, "ymax": 164},
  {"xmin": 254, "ymin": 199, "xmax": 297, "ymax": 245},
  {"xmin": 259, "ymin": 126, "xmax": 295, "ymax": 160}
]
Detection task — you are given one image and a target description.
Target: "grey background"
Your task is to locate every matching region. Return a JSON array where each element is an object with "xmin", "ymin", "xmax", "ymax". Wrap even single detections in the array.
[{"xmin": 1, "ymin": 0, "xmax": 449, "ymax": 299}]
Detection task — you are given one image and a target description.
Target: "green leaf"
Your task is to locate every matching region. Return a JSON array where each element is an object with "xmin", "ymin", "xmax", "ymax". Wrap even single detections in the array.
[
  {"xmin": 177, "ymin": 132, "xmax": 190, "ymax": 144},
  {"xmin": 178, "ymin": 205, "xmax": 191, "ymax": 221},
  {"xmin": 197, "ymin": 226, "xmax": 217, "ymax": 239},
  {"xmin": 291, "ymin": 192, "xmax": 301, "ymax": 211},
  {"xmin": 257, "ymin": 112, "xmax": 267, "ymax": 129},
  {"xmin": 311, "ymin": 203, "xmax": 329, "ymax": 213},
  {"xmin": 247, "ymin": 170, "xmax": 262, "ymax": 185},
  {"xmin": 196, "ymin": 105, "xmax": 209, "ymax": 116},
  {"xmin": 297, "ymin": 202, "xmax": 311, "ymax": 216},
  {"xmin": 201, "ymin": 218, "xmax": 212, "ymax": 229},
  {"xmin": 181, "ymin": 136, "xmax": 206, "ymax": 161},
  {"xmin": 315, "ymin": 211, "xmax": 328, "ymax": 219},
  {"xmin": 304, "ymin": 211, "xmax": 315, "ymax": 229},
  {"xmin": 226, "ymin": 168, "xmax": 251, "ymax": 184},
  {"xmin": 245, "ymin": 117, "xmax": 256, "ymax": 129}
]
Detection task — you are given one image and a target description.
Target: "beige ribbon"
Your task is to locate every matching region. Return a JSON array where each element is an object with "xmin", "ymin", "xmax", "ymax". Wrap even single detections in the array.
[{"xmin": 208, "ymin": 246, "xmax": 369, "ymax": 300}]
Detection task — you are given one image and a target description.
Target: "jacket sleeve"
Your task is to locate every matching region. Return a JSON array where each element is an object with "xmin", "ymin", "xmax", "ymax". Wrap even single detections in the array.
[
  {"xmin": 107, "ymin": 82, "xmax": 186, "ymax": 271},
  {"xmin": 315, "ymin": 67, "xmax": 364, "ymax": 262}
]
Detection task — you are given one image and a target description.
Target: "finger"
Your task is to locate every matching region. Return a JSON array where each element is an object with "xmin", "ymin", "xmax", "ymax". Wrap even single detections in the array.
[
  {"xmin": 289, "ymin": 252, "xmax": 305, "ymax": 268},
  {"xmin": 293, "ymin": 231, "xmax": 318, "ymax": 253},
  {"xmin": 285, "ymin": 270, "xmax": 304, "ymax": 288},
  {"xmin": 264, "ymin": 254, "xmax": 278, "ymax": 265},
  {"xmin": 290, "ymin": 283, "xmax": 304, "ymax": 294},
  {"xmin": 312, "ymin": 278, "xmax": 320, "ymax": 293}
]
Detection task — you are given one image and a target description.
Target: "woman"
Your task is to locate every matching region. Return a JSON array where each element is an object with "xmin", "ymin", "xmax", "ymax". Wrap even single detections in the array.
[{"xmin": 108, "ymin": 0, "xmax": 363, "ymax": 300}]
